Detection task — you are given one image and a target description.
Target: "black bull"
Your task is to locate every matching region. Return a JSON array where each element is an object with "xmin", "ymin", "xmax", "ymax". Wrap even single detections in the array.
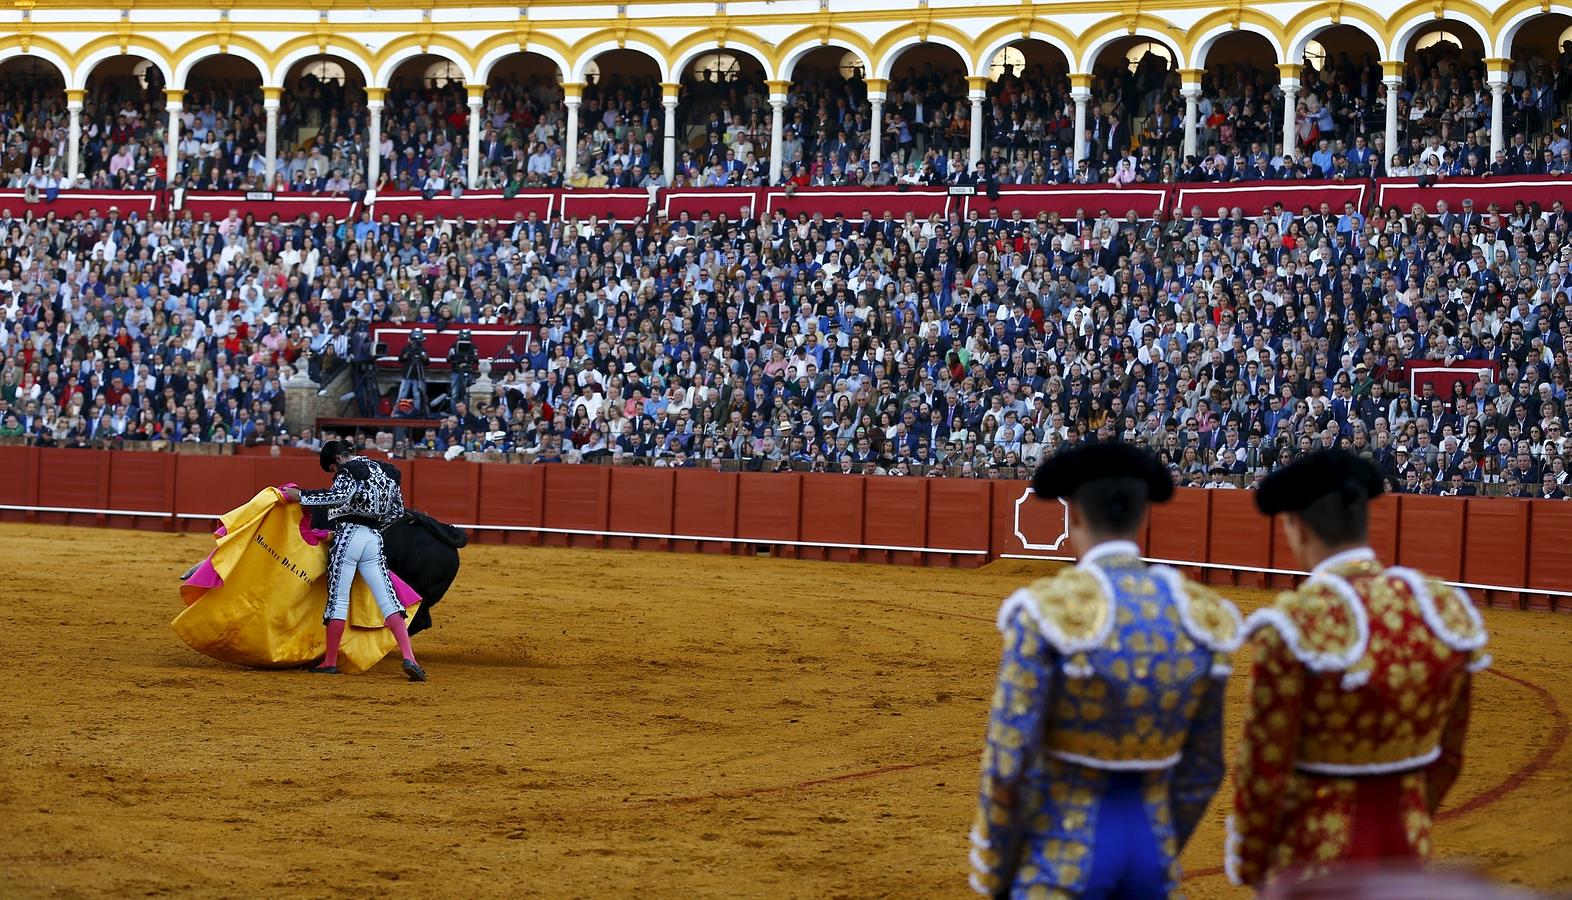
[{"xmin": 310, "ymin": 507, "xmax": 466, "ymax": 635}]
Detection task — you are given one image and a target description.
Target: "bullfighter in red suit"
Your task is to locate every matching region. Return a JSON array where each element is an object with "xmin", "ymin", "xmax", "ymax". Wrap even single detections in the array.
[{"xmin": 1227, "ymin": 450, "xmax": 1489, "ymax": 889}]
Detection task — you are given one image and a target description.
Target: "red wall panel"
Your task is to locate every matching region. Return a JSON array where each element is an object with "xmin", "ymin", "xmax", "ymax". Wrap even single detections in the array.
[
  {"xmin": 173, "ymin": 455, "xmax": 258, "ymax": 519},
  {"xmin": 1395, "ymin": 495, "xmax": 1465, "ymax": 581},
  {"xmin": 541, "ymin": 465, "xmax": 608, "ymax": 532},
  {"xmin": 478, "ymin": 464, "xmax": 543, "ymax": 527},
  {"xmin": 1208, "ymin": 489, "xmax": 1268, "ymax": 567},
  {"xmin": 671, "ymin": 469, "xmax": 737, "ymax": 539},
  {"xmin": 409, "ymin": 458, "xmax": 480, "ymax": 524},
  {"xmin": 926, "ymin": 479, "xmax": 992, "ymax": 552},
  {"xmin": 1461, "ymin": 499, "xmax": 1529, "ymax": 591},
  {"xmin": 990, "ymin": 480, "xmax": 1074, "ymax": 558},
  {"xmin": 35, "ymin": 449, "xmax": 109, "ymax": 511},
  {"xmin": 108, "ymin": 452, "xmax": 174, "ymax": 513},
  {"xmin": 1366, "ymin": 496, "xmax": 1400, "ymax": 565},
  {"xmin": 736, "ymin": 474, "xmax": 801, "ymax": 542},
  {"xmin": 250, "ymin": 457, "xmax": 330, "ymax": 498},
  {"xmin": 862, "ymin": 478, "xmax": 925, "ymax": 549},
  {"xmin": 0, "ymin": 446, "xmax": 40, "ymax": 507},
  {"xmin": 1527, "ymin": 501, "xmax": 1572, "ymax": 595},
  {"xmin": 1147, "ymin": 489, "xmax": 1210, "ymax": 564},
  {"xmin": 800, "ymin": 475, "xmax": 865, "ymax": 546},
  {"xmin": 609, "ymin": 467, "xmax": 675, "ymax": 535}
]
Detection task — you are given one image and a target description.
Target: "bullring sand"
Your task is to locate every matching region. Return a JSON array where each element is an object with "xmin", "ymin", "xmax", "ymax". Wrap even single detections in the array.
[{"xmin": 1, "ymin": 522, "xmax": 1568, "ymax": 898}]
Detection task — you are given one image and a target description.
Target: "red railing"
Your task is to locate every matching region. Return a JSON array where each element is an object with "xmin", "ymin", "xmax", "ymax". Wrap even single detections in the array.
[
  {"xmin": 7, "ymin": 176, "xmax": 1571, "ymax": 225},
  {"xmin": 2, "ymin": 445, "xmax": 1567, "ymax": 612}
]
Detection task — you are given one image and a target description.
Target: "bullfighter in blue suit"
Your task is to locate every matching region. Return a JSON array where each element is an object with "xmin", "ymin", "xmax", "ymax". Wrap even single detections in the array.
[{"xmin": 970, "ymin": 442, "xmax": 1243, "ymax": 898}]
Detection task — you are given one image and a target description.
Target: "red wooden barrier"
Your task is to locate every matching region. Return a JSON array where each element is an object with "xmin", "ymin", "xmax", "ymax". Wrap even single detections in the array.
[
  {"xmin": 2, "ymin": 447, "xmax": 1567, "ymax": 603},
  {"xmin": 671, "ymin": 468, "xmax": 739, "ymax": 554},
  {"xmin": 1207, "ymin": 489, "xmax": 1270, "ymax": 588},
  {"xmin": 926, "ymin": 478, "xmax": 992, "ymax": 568},
  {"xmin": 736, "ymin": 473, "xmax": 802, "ymax": 544},
  {"xmin": 1396, "ymin": 495, "xmax": 1464, "ymax": 582},
  {"xmin": 1148, "ymin": 489, "xmax": 1210, "ymax": 581},
  {"xmin": 1462, "ymin": 498, "xmax": 1531, "ymax": 610},
  {"xmin": 799, "ymin": 474, "xmax": 865, "ymax": 562},
  {"xmin": 608, "ymin": 466, "xmax": 675, "ymax": 551},
  {"xmin": 540, "ymin": 465, "xmax": 609, "ymax": 547},
  {"xmin": 1528, "ymin": 502, "xmax": 1572, "ymax": 613},
  {"xmin": 477, "ymin": 463, "xmax": 543, "ymax": 546}
]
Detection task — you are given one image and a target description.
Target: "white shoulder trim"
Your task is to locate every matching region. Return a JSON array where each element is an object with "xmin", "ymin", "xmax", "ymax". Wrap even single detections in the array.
[
  {"xmin": 1388, "ymin": 567, "xmax": 1489, "ymax": 654},
  {"xmin": 967, "ymin": 872, "xmax": 992, "ymax": 896},
  {"xmin": 1243, "ymin": 573, "xmax": 1369, "ymax": 675},
  {"xmin": 968, "ymin": 827, "xmax": 991, "ymax": 850},
  {"xmin": 1469, "ymin": 653, "xmax": 1493, "ymax": 673},
  {"xmin": 1152, "ymin": 565, "xmax": 1245, "ymax": 655},
  {"xmin": 995, "ymin": 566, "xmax": 1117, "ymax": 657},
  {"xmin": 1223, "ymin": 814, "xmax": 1245, "ymax": 886}
]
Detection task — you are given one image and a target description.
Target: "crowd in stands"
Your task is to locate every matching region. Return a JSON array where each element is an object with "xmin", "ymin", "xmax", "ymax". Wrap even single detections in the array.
[
  {"xmin": 3, "ymin": 40, "xmax": 1570, "ymax": 195},
  {"xmin": 2, "ymin": 158, "xmax": 1571, "ymax": 497}
]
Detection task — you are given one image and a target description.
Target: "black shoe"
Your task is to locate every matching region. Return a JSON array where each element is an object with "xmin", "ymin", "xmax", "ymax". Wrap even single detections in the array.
[
  {"xmin": 308, "ymin": 665, "xmax": 340, "ymax": 675},
  {"xmin": 402, "ymin": 660, "xmax": 427, "ymax": 682}
]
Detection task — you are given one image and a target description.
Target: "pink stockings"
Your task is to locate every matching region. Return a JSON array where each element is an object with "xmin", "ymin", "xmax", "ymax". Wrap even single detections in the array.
[{"xmin": 320, "ymin": 613, "xmax": 417, "ymax": 669}]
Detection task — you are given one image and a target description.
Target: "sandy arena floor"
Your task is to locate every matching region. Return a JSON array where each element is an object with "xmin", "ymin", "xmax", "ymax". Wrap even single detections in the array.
[{"xmin": 1, "ymin": 521, "xmax": 1569, "ymax": 898}]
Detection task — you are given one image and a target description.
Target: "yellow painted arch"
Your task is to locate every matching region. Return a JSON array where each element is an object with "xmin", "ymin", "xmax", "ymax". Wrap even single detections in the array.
[
  {"xmin": 370, "ymin": 34, "xmax": 482, "ymax": 86},
  {"xmin": 471, "ymin": 33, "xmax": 573, "ymax": 81},
  {"xmin": 1183, "ymin": 9, "xmax": 1291, "ymax": 69},
  {"xmin": 267, "ymin": 35, "xmax": 378, "ymax": 85},
  {"xmin": 868, "ymin": 21, "xmax": 976, "ymax": 80},
  {"xmin": 1076, "ymin": 13, "xmax": 1190, "ymax": 72},
  {"xmin": 669, "ymin": 28, "xmax": 778, "ymax": 82},
  {"xmin": 0, "ymin": 36, "xmax": 75, "ymax": 82},
  {"xmin": 168, "ymin": 34, "xmax": 272, "ymax": 85},
  {"xmin": 68, "ymin": 35, "xmax": 179, "ymax": 90},
  {"xmin": 773, "ymin": 25, "xmax": 877, "ymax": 80},
  {"xmin": 1280, "ymin": 5, "xmax": 1391, "ymax": 57},
  {"xmin": 969, "ymin": 20, "xmax": 1080, "ymax": 74}
]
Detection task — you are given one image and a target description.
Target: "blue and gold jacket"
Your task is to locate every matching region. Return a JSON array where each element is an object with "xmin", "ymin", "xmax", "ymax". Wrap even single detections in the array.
[{"xmin": 969, "ymin": 541, "xmax": 1243, "ymax": 898}]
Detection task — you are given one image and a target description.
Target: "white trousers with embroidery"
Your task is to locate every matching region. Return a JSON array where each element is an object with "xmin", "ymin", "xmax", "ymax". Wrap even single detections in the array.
[{"xmin": 324, "ymin": 522, "xmax": 402, "ymax": 623}]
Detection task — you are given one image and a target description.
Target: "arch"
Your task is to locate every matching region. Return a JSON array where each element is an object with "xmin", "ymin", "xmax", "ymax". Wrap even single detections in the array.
[
  {"xmin": 972, "ymin": 24, "xmax": 1077, "ymax": 79},
  {"xmin": 1077, "ymin": 17, "xmax": 1189, "ymax": 72},
  {"xmin": 869, "ymin": 25, "xmax": 974, "ymax": 82},
  {"xmin": 566, "ymin": 33, "xmax": 671, "ymax": 82},
  {"xmin": 1494, "ymin": 2, "xmax": 1562, "ymax": 57},
  {"xmin": 1284, "ymin": 13, "xmax": 1390, "ymax": 63},
  {"xmin": 0, "ymin": 40, "xmax": 72, "ymax": 87},
  {"xmin": 169, "ymin": 37, "xmax": 270, "ymax": 89},
  {"xmin": 1187, "ymin": 17, "xmax": 1288, "ymax": 71},
  {"xmin": 1388, "ymin": 5, "xmax": 1492, "ymax": 59},
  {"xmin": 372, "ymin": 38, "xmax": 478, "ymax": 88},
  {"xmin": 774, "ymin": 27, "xmax": 877, "ymax": 81},
  {"xmin": 473, "ymin": 38, "xmax": 570, "ymax": 84},
  {"xmin": 268, "ymin": 38, "xmax": 375, "ymax": 87},
  {"xmin": 670, "ymin": 31, "xmax": 777, "ymax": 83},
  {"xmin": 69, "ymin": 39, "xmax": 176, "ymax": 91}
]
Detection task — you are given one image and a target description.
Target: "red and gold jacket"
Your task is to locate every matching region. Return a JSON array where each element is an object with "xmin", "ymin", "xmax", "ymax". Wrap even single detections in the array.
[{"xmin": 1226, "ymin": 547, "xmax": 1489, "ymax": 889}]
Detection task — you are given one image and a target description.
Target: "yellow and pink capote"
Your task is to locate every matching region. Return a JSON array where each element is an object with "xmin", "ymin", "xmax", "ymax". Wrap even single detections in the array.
[{"xmin": 172, "ymin": 487, "xmax": 421, "ymax": 674}]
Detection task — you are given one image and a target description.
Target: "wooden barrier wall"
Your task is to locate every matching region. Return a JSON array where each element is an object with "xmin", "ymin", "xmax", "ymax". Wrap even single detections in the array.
[{"xmin": 1, "ymin": 446, "xmax": 1566, "ymax": 611}]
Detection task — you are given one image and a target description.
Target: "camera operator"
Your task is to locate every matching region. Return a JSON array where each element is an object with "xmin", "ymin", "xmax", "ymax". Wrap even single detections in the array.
[
  {"xmin": 347, "ymin": 318, "xmax": 380, "ymax": 417},
  {"xmin": 396, "ymin": 329, "xmax": 430, "ymax": 417},
  {"xmin": 447, "ymin": 329, "xmax": 479, "ymax": 412}
]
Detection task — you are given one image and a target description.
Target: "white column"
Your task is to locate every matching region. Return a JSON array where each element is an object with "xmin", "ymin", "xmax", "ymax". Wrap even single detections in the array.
[
  {"xmin": 868, "ymin": 95, "xmax": 884, "ymax": 166},
  {"xmin": 661, "ymin": 82, "xmax": 680, "ymax": 183},
  {"xmin": 1383, "ymin": 78, "xmax": 1401, "ymax": 173},
  {"xmin": 466, "ymin": 84, "xmax": 485, "ymax": 188},
  {"xmin": 366, "ymin": 89, "xmax": 385, "ymax": 189},
  {"xmin": 1180, "ymin": 76, "xmax": 1201, "ymax": 160},
  {"xmin": 263, "ymin": 87, "xmax": 281, "ymax": 187},
  {"xmin": 165, "ymin": 89, "xmax": 184, "ymax": 185},
  {"xmin": 1277, "ymin": 64, "xmax": 1300, "ymax": 163},
  {"xmin": 66, "ymin": 90, "xmax": 83, "ymax": 186},
  {"xmin": 1070, "ymin": 80, "xmax": 1090, "ymax": 169},
  {"xmin": 966, "ymin": 76, "xmax": 987, "ymax": 171},
  {"xmin": 1486, "ymin": 59, "xmax": 1510, "ymax": 163},
  {"xmin": 562, "ymin": 83, "xmax": 583, "ymax": 182},
  {"xmin": 767, "ymin": 80, "xmax": 789, "ymax": 184}
]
